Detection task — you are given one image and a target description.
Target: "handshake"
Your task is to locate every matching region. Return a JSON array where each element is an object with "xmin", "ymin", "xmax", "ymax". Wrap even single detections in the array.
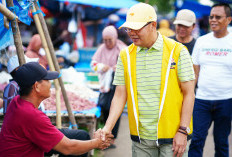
[{"xmin": 93, "ymin": 128, "xmax": 114, "ymax": 150}]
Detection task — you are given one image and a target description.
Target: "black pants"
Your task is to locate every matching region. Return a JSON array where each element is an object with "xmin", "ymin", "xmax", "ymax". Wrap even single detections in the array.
[
  {"xmin": 102, "ymin": 109, "xmax": 121, "ymax": 139},
  {"xmin": 44, "ymin": 128, "xmax": 90, "ymax": 157},
  {"xmin": 98, "ymin": 72, "xmax": 121, "ymax": 139}
]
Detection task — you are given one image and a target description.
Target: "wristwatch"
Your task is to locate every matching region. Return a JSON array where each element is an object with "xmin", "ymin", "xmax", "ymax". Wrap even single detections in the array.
[{"xmin": 179, "ymin": 126, "xmax": 190, "ymax": 134}]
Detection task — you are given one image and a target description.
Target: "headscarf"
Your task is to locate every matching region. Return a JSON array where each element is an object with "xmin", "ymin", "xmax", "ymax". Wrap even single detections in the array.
[
  {"xmin": 92, "ymin": 26, "xmax": 127, "ymax": 67},
  {"xmin": 25, "ymin": 34, "xmax": 48, "ymax": 68}
]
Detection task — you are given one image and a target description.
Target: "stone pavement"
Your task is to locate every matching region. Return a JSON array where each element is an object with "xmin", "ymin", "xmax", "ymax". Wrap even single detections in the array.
[{"xmin": 100, "ymin": 114, "xmax": 232, "ymax": 157}]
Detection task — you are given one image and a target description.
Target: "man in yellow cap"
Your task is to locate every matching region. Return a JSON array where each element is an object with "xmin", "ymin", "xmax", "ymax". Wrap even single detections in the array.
[
  {"xmin": 158, "ymin": 19, "xmax": 175, "ymax": 37},
  {"xmin": 101, "ymin": 2, "xmax": 195, "ymax": 157}
]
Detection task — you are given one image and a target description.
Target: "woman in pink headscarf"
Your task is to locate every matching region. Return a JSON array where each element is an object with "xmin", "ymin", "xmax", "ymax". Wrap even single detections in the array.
[
  {"xmin": 25, "ymin": 34, "xmax": 48, "ymax": 68},
  {"xmin": 91, "ymin": 25, "xmax": 127, "ymax": 73},
  {"xmin": 91, "ymin": 25, "xmax": 127, "ymax": 147}
]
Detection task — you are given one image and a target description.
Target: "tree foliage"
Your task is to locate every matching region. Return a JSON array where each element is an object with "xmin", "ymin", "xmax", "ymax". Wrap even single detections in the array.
[{"xmin": 137, "ymin": 0, "xmax": 175, "ymax": 14}]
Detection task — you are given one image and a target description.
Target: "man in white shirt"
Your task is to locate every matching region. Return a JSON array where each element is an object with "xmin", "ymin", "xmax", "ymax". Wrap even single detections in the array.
[{"xmin": 189, "ymin": 3, "xmax": 232, "ymax": 157}]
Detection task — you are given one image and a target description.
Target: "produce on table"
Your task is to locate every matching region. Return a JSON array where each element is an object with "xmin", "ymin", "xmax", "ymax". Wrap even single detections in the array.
[{"xmin": 43, "ymin": 88, "xmax": 97, "ymax": 111}]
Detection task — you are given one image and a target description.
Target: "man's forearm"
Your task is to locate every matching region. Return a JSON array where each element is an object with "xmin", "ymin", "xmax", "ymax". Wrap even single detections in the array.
[
  {"xmin": 54, "ymin": 136, "xmax": 100, "ymax": 156},
  {"xmin": 179, "ymin": 81, "xmax": 195, "ymax": 128},
  {"xmin": 180, "ymin": 93, "xmax": 195, "ymax": 127},
  {"xmin": 104, "ymin": 85, "xmax": 127, "ymax": 132},
  {"xmin": 68, "ymin": 139, "xmax": 99, "ymax": 155}
]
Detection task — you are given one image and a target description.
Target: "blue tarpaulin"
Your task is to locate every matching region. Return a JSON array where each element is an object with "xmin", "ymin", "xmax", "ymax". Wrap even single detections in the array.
[
  {"xmin": 12, "ymin": 0, "xmax": 32, "ymax": 25},
  {"xmin": 212, "ymin": 0, "xmax": 232, "ymax": 4},
  {"xmin": 0, "ymin": 0, "xmax": 34, "ymax": 50},
  {"xmin": 175, "ymin": 0, "xmax": 211, "ymax": 18},
  {"xmin": 0, "ymin": 13, "xmax": 14, "ymax": 51},
  {"xmin": 57, "ymin": 0, "xmax": 138, "ymax": 9}
]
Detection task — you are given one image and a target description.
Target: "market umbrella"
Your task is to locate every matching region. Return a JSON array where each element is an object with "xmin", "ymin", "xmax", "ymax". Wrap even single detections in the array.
[
  {"xmin": 57, "ymin": 0, "xmax": 138, "ymax": 9},
  {"xmin": 212, "ymin": 0, "xmax": 232, "ymax": 4},
  {"xmin": 175, "ymin": 0, "xmax": 211, "ymax": 18}
]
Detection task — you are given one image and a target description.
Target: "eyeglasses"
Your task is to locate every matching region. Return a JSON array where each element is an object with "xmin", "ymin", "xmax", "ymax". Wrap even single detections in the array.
[
  {"xmin": 124, "ymin": 22, "xmax": 153, "ymax": 33},
  {"xmin": 208, "ymin": 15, "xmax": 227, "ymax": 20}
]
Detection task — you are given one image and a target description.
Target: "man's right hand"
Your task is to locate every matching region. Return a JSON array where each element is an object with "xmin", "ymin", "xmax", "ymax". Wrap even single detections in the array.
[
  {"xmin": 94, "ymin": 128, "xmax": 114, "ymax": 150},
  {"xmin": 100, "ymin": 126, "xmax": 113, "ymax": 142}
]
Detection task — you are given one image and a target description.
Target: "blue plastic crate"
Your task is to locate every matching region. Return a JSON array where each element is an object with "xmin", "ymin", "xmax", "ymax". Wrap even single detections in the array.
[
  {"xmin": 74, "ymin": 62, "xmax": 91, "ymax": 72},
  {"xmin": 74, "ymin": 48, "xmax": 97, "ymax": 72},
  {"xmin": 78, "ymin": 48, "xmax": 97, "ymax": 63}
]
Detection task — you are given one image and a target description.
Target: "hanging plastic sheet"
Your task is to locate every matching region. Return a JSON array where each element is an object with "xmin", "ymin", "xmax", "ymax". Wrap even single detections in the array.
[
  {"xmin": 1, "ymin": 0, "xmax": 44, "ymax": 26},
  {"xmin": 0, "ymin": 13, "xmax": 14, "ymax": 51},
  {"xmin": 212, "ymin": 0, "xmax": 232, "ymax": 4},
  {"xmin": 0, "ymin": 0, "xmax": 30, "ymax": 51},
  {"xmin": 12, "ymin": 0, "xmax": 32, "ymax": 25},
  {"xmin": 57, "ymin": 0, "xmax": 138, "ymax": 9},
  {"xmin": 0, "ymin": 0, "xmax": 45, "ymax": 51}
]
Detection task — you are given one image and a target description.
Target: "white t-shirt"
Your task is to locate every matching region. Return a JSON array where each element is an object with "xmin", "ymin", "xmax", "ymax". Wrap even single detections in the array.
[{"xmin": 192, "ymin": 32, "xmax": 232, "ymax": 100}]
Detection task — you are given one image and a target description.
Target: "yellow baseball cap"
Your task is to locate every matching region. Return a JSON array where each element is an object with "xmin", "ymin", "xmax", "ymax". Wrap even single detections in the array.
[{"xmin": 119, "ymin": 3, "xmax": 157, "ymax": 30}]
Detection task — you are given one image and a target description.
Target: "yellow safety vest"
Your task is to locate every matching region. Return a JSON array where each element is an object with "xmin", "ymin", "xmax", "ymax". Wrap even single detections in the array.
[{"xmin": 120, "ymin": 36, "xmax": 193, "ymax": 144}]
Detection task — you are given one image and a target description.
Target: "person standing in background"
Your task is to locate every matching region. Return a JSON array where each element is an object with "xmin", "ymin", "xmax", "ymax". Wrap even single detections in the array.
[
  {"xmin": 189, "ymin": 3, "xmax": 232, "ymax": 157},
  {"xmin": 158, "ymin": 19, "xmax": 175, "ymax": 37},
  {"xmin": 91, "ymin": 25, "xmax": 127, "ymax": 147},
  {"xmin": 3, "ymin": 55, "xmax": 38, "ymax": 115},
  {"xmin": 25, "ymin": 34, "xmax": 48, "ymax": 68},
  {"xmin": 171, "ymin": 9, "xmax": 196, "ymax": 55}
]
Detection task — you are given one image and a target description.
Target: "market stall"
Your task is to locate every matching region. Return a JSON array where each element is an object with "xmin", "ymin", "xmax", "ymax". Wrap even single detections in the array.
[{"xmin": 0, "ymin": 1, "xmax": 103, "ymax": 156}]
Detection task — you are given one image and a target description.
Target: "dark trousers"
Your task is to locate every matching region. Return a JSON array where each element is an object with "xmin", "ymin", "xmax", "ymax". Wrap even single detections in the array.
[
  {"xmin": 45, "ymin": 128, "xmax": 90, "ymax": 157},
  {"xmin": 189, "ymin": 98, "xmax": 232, "ymax": 157},
  {"xmin": 102, "ymin": 109, "xmax": 121, "ymax": 139}
]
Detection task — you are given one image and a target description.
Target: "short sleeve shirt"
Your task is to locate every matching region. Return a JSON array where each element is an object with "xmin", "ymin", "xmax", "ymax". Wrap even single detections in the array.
[
  {"xmin": 192, "ymin": 32, "xmax": 232, "ymax": 100},
  {"xmin": 113, "ymin": 34, "xmax": 195, "ymax": 140},
  {"xmin": 0, "ymin": 96, "xmax": 64, "ymax": 157}
]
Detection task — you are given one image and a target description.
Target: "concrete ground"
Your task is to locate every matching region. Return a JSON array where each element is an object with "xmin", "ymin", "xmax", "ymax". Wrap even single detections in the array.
[{"xmin": 97, "ymin": 114, "xmax": 232, "ymax": 157}]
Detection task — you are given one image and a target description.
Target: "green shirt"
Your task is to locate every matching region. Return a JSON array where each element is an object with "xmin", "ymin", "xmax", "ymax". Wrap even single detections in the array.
[{"xmin": 113, "ymin": 33, "xmax": 195, "ymax": 140}]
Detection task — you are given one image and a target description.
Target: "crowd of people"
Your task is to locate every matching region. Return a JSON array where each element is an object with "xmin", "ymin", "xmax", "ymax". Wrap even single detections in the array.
[{"xmin": 0, "ymin": 2, "xmax": 232, "ymax": 157}]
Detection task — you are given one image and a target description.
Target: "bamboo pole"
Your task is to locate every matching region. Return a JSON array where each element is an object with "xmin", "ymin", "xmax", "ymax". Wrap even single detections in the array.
[
  {"xmin": 31, "ymin": 4, "xmax": 62, "ymax": 129},
  {"xmin": 0, "ymin": 3, "xmax": 17, "ymax": 21},
  {"xmin": 55, "ymin": 89, "xmax": 62, "ymax": 128},
  {"xmin": 6, "ymin": 0, "xmax": 25, "ymax": 65},
  {"xmin": 34, "ymin": 1, "xmax": 78, "ymax": 129},
  {"xmin": 1, "ymin": 0, "xmax": 10, "ymax": 29}
]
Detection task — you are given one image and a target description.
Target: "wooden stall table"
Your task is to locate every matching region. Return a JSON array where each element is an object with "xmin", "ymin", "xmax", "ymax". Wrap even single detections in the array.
[{"xmin": 47, "ymin": 112, "xmax": 97, "ymax": 140}]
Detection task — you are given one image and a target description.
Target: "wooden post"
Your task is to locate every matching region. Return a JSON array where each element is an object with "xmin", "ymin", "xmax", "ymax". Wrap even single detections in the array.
[
  {"xmin": 33, "ymin": 1, "xmax": 78, "ymax": 129},
  {"xmin": 6, "ymin": 0, "xmax": 25, "ymax": 65},
  {"xmin": 1, "ymin": 0, "xmax": 11, "ymax": 29},
  {"xmin": 31, "ymin": 4, "xmax": 63, "ymax": 129},
  {"xmin": 55, "ymin": 89, "xmax": 62, "ymax": 128}
]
